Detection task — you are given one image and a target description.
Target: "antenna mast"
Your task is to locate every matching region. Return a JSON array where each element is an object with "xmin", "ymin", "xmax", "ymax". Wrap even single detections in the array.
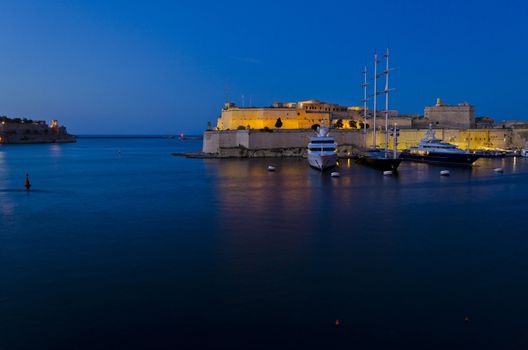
[
  {"xmin": 372, "ymin": 53, "xmax": 378, "ymax": 148},
  {"xmin": 383, "ymin": 48, "xmax": 391, "ymax": 154},
  {"xmin": 362, "ymin": 66, "xmax": 368, "ymax": 148}
]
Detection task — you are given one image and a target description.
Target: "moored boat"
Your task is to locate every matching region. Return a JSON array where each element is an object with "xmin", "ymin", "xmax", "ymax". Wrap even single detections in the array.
[
  {"xmin": 474, "ymin": 150, "xmax": 505, "ymax": 158},
  {"xmin": 356, "ymin": 149, "xmax": 402, "ymax": 171},
  {"xmin": 307, "ymin": 127, "xmax": 337, "ymax": 171},
  {"xmin": 521, "ymin": 143, "xmax": 528, "ymax": 158},
  {"xmin": 355, "ymin": 49, "xmax": 402, "ymax": 172},
  {"xmin": 400, "ymin": 126, "xmax": 480, "ymax": 166}
]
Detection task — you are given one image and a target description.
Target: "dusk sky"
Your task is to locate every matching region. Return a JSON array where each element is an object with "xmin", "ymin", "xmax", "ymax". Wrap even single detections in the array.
[{"xmin": 0, "ymin": 1, "xmax": 527, "ymax": 134}]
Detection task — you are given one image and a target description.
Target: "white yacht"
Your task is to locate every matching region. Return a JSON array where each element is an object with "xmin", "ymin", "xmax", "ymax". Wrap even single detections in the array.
[
  {"xmin": 307, "ymin": 127, "xmax": 337, "ymax": 170},
  {"xmin": 521, "ymin": 143, "xmax": 528, "ymax": 158},
  {"xmin": 400, "ymin": 125, "xmax": 480, "ymax": 166}
]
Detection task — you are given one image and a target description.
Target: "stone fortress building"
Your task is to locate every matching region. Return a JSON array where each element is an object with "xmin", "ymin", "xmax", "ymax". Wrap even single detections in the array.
[
  {"xmin": 204, "ymin": 98, "xmax": 528, "ymax": 157},
  {"xmin": 216, "ymin": 99, "xmax": 412, "ymax": 131},
  {"xmin": 413, "ymin": 98, "xmax": 475, "ymax": 129}
]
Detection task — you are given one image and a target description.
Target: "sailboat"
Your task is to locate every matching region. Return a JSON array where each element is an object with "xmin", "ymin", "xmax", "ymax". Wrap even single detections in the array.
[{"xmin": 356, "ymin": 49, "xmax": 402, "ymax": 171}]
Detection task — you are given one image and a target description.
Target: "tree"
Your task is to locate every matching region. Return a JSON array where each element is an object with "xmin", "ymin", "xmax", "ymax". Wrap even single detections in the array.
[
  {"xmin": 275, "ymin": 117, "xmax": 283, "ymax": 128},
  {"xmin": 311, "ymin": 124, "xmax": 320, "ymax": 131},
  {"xmin": 348, "ymin": 120, "xmax": 357, "ymax": 129},
  {"xmin": 236, "ymin": 125, "xmax": 246, "ymax": 130},
  {"xmin": 334, "ymin": 119, "xmax": 343, "ymax": 128}
]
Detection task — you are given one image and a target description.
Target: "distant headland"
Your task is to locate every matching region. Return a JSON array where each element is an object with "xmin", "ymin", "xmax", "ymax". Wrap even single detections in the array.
[{"xmin": 0, "ymin": 116, "xmax": 76, "ymax": 144}]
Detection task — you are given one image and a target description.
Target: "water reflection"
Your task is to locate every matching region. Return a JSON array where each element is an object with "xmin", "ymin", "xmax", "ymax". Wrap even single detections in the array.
[
  {"xmin": 49, "ymin": 143, "xmax": 63, "ymax": 157},
  {"xmin": 2, "ymin": 139, "xmax": 528, "ymax": 349},
  {"xmin": 207, "ymin": 157, "xmax": 528, "ymax": 230}
]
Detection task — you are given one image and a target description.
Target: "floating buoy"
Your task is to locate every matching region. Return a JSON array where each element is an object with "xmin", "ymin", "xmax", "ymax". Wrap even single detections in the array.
[
  {"xmin": 24, "ymin": 173, "xmax": 31, "ymax": 190},
  {"xmin": 494, "ymin": 167, "xmax": 504, "ymax": 173},
  {"xmin": 464, "ymin": 315, "xmax": 470, "ymax": 323},
  {"xmin": 440, "ymin": 170, "xmax": 450, "ymax": 176},
  {"xmin": 335, "ymin": 319, "xmax": 340, "ymax": 327},
  {"xmin": 383, "ymin": 170, "xmax": 393, "ymax": 176},
  {"xmin": 331, "ymin": 172, "xmax": 340, "ymax": 177},
  {"xmin": 267, "ymin": 165, "xmax": 276, "ymax": 172}
]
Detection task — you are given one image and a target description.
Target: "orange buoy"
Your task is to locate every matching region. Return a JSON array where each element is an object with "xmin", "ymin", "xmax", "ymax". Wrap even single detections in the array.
[
  {"xmin": 335, "ymin": 319, "xmax": 340, "ymax": 327},
  {"xmin": 24, "ymin": 173, "xmax": 31, "ymax": 190}
]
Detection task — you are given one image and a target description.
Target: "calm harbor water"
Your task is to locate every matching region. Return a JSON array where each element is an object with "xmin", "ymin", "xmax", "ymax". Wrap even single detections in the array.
[{"xmin": 1, "ymin": 138, "xmax": 528, "ymax": 349}]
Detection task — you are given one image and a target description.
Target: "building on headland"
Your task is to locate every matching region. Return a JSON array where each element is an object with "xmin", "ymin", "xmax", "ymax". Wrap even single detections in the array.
[
  {"xmin": 412, "ymin": 98, "xmax": 475, "ymax": 129},
  {"xmin": 475, "ymin": 116, "xmax": 495, "ymax": 129},
  {"xmin": 203, "ymin": 97, "xmax": 528, "ymax": 157},
  {"xmin": 215, "ymin": 99, "xmax": 413, "ymax": 131},
  {"xmin": 498, "ymin": 120, "xmax": 528, "ymax": 129},
  {"xmin": 0, "ymin": 116, "xmax": 76, "ymax": 144},
  {"xmin": 216, "ymin": 100, "xmax": 354, "ymax": 130}
]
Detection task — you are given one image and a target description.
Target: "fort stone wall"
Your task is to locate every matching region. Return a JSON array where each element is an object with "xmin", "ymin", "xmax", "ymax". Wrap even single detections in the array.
[{"xmin": 203, "ymin": 128, "xmax": 523, "ymax": 158}]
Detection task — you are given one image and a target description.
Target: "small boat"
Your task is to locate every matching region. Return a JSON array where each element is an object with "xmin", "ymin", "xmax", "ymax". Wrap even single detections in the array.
[
  {"xmin": 400, "ymin": 125, "xmax": 480, "ymax": 166},
  {"xmin": 307, "ymin": 127, "xmax": 337, "ymax": 171},
  {"xmin": 440, "ymin": 170, "xmax": 450, "ymax": 176},
  {"xmin": 330, "ymin": 172, "xmax": 340, "ymax": 177},
  {"xmin": 494, "ymin": 168, "xmax": 504, "ymax": 173},
  {"xmin": 267, "ymin": 165, "xmax": 276, "ymax": 172},
  {"xmin": 474, "ymin": 150, "xmax": 505, "ymax": 158}
]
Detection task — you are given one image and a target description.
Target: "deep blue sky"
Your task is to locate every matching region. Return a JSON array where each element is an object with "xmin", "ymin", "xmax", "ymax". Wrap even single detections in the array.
[{"xmin": 0, "ymin": 1, "xmax": 527, "ymax": 134}]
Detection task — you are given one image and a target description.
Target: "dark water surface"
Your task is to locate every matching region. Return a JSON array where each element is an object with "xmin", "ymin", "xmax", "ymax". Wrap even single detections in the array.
[{"xmin": 1, "ymin": 139, "xmax": 528, "ymax": 349}]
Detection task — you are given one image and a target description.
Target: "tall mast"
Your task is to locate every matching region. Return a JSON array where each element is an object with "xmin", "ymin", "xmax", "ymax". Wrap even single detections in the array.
[
  {"xmin": 362, "ymin": 66, "xmax": 368, "ymax": 148},
  {"xmin": 372, "ymin": 53, "xmax": 378, "ymax": 148},
  {"xmin": 384, "ymin": 48, "xmax": 390, "ymax": 154}
]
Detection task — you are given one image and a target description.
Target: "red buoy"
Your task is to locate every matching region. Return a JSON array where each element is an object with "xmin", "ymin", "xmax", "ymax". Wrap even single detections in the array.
[
  {"xmin": 25, "ymin": 173, "xmax": 31, "ymax": 190},
  {"xmin": 335, "ymin": 319, "xmax": 340, "ymax": 327}
]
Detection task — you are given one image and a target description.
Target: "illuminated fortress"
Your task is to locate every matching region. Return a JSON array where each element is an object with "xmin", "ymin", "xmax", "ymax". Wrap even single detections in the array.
[
  {"xmin": 203, "ymin": 97, "xmax": 528, "ymax": 157},
  {"xmin": 217, "ymin": 100, "xmax": 372, "ymax": 130}
]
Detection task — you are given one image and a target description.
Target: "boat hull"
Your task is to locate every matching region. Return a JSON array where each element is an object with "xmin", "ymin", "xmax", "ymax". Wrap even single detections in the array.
[
  {"xmin": 356, "ymin": 155, "xmax": 402, "ymax": 171},
  {"xmin": 308, "ymin": 153, "xmax": 337, "ymax": 170},
  {"xmin": 400, "ymin": 151, "xmax": 480, "ymax": 166}
]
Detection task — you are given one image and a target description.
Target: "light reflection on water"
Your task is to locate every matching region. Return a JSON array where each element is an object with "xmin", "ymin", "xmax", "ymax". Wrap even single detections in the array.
[{"xmin": 1, "ymin": 139, "xmax": 528, "ymax": 349}]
